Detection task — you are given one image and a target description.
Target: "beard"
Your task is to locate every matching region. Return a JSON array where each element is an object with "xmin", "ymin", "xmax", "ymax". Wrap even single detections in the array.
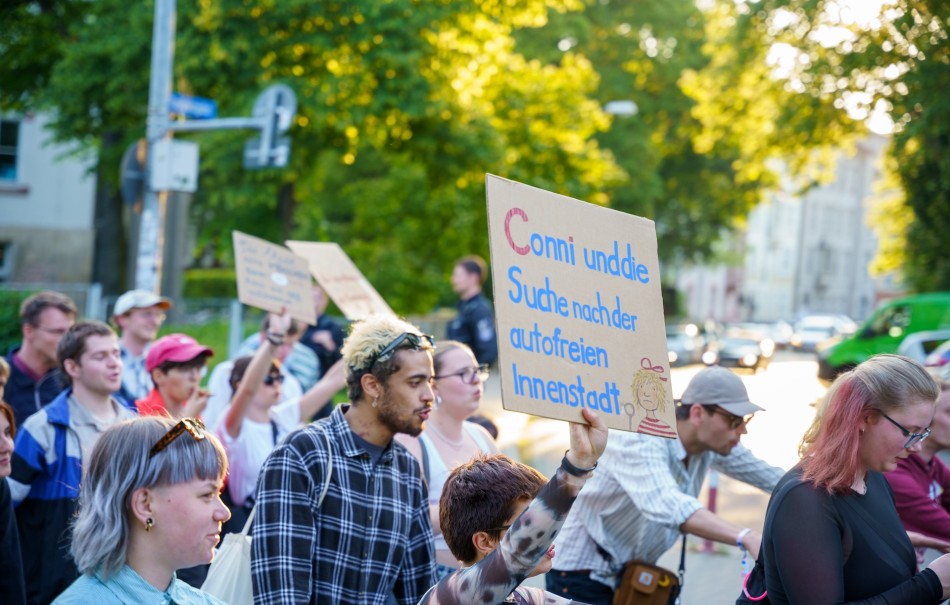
[{"xmin": 376, "ymin": 388, "xmax": 425, "ymax": 437}]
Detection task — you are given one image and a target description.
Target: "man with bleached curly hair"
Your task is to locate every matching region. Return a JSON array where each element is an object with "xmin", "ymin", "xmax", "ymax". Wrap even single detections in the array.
[{"xmin": 252, "ymin": 314, "xmax": 438, "ymax": 605}]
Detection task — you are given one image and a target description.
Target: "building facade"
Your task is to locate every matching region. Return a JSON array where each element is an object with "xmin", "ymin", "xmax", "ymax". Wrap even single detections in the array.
[
  {"xmin": 0, "ymin": 113, "xmax": 98, "ymax": 284},
  {"xmin": 678, "ymin": 135, "xmax": 892, "ymax": 324}
]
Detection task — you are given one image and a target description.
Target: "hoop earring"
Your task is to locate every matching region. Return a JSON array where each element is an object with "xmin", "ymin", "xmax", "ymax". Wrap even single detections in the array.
[{"xmin": 145, "ymin": 518, "xmax": 154, "ymax": 532}]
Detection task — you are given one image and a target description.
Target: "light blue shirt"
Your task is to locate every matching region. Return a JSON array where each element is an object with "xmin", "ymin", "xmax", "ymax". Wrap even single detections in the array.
[{"xmin": 52, "ymin": 565, "xmax": 225, "ymax": 604}]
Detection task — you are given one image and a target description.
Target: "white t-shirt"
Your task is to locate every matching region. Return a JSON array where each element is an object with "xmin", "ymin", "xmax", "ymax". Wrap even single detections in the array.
[{"xmin": 216, "ymin": 398, "xmax": 301, "ymax": 507}]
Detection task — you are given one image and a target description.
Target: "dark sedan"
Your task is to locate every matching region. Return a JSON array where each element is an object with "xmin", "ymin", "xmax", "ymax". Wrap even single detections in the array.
[{"xmin": 702, "ymin": 333, "xmax": 775, "ymax": 372}]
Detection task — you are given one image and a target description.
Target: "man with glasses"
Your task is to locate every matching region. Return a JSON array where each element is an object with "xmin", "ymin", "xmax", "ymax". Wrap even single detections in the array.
[
  {"xmin": 252, "ymin": 314, "xmax": 438, "ymax": 605},
  {"xmin": 547, "ymin": 365, "xmax": 785, "ymax": 604},
  {"xmin": 9, "ymin": 320, "xmax": 137, "ymax": 603},
  {"xmin": 6, "ymin": 290, "xmax": 77, "ymax": 427},
  {"xmin": 111, "ymin": 289, "xmax": 172, "ymax": 404}
]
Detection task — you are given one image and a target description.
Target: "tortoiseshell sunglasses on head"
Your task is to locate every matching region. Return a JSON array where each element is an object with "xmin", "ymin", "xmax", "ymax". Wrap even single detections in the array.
[{"xmin": 149, "ymin": 417, "xmax": 206, "ymax": 457}]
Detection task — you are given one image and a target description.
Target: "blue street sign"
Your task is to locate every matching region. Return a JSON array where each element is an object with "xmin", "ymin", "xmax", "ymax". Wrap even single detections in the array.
[{"xmin": 170, "ymin": 92, "xmax": 218, "ymax": 120}]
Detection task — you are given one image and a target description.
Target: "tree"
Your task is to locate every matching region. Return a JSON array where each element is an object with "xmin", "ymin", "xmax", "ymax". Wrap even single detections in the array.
[
  {"xmin": 2, "ymin": 0, "xmax": 622, "ymax": 312},
  {"xmin": 719, "ymin": 0, "xmax": 950, "ymax": 291}
]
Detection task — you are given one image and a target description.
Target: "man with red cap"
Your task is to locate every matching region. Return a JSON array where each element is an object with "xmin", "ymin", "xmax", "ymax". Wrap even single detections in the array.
[{"xmin": 136, "ymin": 333, "xmax": 214, "ymax": 419}]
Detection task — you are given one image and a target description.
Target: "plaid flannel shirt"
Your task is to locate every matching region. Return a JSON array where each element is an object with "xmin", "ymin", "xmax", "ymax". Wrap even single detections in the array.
[{"xmin": 250, "ymin": 405, "xmax": 436, "ymax": 605}]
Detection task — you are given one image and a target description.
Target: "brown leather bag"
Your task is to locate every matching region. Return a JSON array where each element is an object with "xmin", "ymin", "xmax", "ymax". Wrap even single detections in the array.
[{"xmin": 613, "ymin": 560, "xmax": 681, "ymax": 605}]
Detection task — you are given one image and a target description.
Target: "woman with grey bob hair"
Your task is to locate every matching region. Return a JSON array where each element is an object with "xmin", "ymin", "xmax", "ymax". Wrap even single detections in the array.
[{"xmin": 53, "ymin": 416, "xmax": 230, "ymax": 604}]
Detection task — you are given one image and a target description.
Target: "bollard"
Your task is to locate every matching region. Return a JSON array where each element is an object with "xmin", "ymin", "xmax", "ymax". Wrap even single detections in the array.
[{"xmin": 704, "ymin": 469, "xmax": 719, "ymax": 553}]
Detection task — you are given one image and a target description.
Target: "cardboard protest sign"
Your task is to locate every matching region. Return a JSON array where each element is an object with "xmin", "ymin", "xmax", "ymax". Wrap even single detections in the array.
[
  {"xmin": 232, "ymin": 231, "xmax": 315, "ymax": 325},
  {"xmin": 285, "ymin": 240, "xmax": 394, "ymax": 320},
  {"xmin": 487, "ymin": 174, "xmax": 673, "ymax": 435}
]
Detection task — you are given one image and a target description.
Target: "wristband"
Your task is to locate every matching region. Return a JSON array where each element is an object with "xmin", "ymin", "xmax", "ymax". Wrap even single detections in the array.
[
  {"xmin": 266, "ymin": 332, "xmax": 286, "ymax": 346},
  {"xmin": 560, "ymin": 450, "xmax": 598, "ymax": 477},
  {"xmin": 736, "ymin": 527, "xmax": 752, "ymax": 550},
  {"xmin": 737, "ymin": 528, "xmax": 752, "ymax": 575}
]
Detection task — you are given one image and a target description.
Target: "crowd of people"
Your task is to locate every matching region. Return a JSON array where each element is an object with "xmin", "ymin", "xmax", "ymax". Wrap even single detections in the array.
[{"xmin": 3, "ymin": 254, "xmax": 950, "ymax": 605}]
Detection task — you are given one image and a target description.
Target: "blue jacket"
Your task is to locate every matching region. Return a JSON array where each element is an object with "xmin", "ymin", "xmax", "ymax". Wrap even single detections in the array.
[{"xmin": 9, "ymin": 389, "xmax": 135, "ymax": 604}]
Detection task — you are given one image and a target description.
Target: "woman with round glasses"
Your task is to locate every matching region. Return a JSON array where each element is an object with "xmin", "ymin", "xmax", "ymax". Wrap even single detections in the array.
[
  {"xmin": 52, "ymin": 416, "xmax": 230, "ymax": 603},
  {"xmin": 396, "ymin": 340, "xmax": 499, "ymax": 578},
  {"xmin": 752, "ymin": 354, "xmax": 950, "ymax": 604}
]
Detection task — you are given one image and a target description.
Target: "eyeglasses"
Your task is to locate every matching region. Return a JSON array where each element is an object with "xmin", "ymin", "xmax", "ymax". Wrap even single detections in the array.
[
  {"xmin": 879, "ymin": 411, "xmax": 931, "ymax": 449},
  {"xmin": 709, "ymin": 407, "xmax": 754, "ymax": 430},
  {"xmin": 486, "ymin": 524, "xmax": 511, "ymax": 534},
  {"xmin": 149, "ymin": 418, "xmax": 206, "ymax": 457},
  {"xmin": 434, "ymin": 364, "xmax": 490, "ymax": 385},
  {"xmin": 263, "ymin": 373, "xmax": 285, "ymax": 386},
  {"xmin": 35, "ymin": 325, "xmax": 70, "ymax": 337},
  {"xmin": 365, "ymin": 333, "xmax": 434, "ymax": 369}
]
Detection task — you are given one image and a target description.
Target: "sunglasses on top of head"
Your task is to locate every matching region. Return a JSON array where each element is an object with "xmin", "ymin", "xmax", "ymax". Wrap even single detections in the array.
[{"xmin": 365, "ymin": 333, "xmax": 435, "ymax": 370}]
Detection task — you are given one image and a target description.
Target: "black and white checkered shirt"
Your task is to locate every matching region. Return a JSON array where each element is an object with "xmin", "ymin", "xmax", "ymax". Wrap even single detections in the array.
[{"xmin": 250, "ymin": 405, "xmax": 436, "ymax": 604}]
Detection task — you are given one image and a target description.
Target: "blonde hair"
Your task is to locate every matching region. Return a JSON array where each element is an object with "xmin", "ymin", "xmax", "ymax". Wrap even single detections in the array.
[
  {"xmin": 631, "ymin": 369, "xmax": 669, "ymax": 413},
  {"xmin": 342, "ymin": 314, "xmax": 433, "ymax": 401}
]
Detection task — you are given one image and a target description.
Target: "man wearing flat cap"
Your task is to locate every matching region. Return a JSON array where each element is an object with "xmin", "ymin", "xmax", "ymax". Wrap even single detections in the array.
[
  {"xmin": 547, "ymin": 366, "xmax": 785, "ymax": 604},
  {"xmin": 112, "ymin": 289, "xmax": 172, "ymax": 404}
]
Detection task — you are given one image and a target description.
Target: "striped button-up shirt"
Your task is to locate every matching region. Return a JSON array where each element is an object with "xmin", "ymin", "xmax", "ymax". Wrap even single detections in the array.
[
  {"xmin": 251, "ymin": 405, "xmax": 435, "ymax": 605},
  {"xmin": 553, "ymin": 430, "xmax": 784, "ymax": 588}
]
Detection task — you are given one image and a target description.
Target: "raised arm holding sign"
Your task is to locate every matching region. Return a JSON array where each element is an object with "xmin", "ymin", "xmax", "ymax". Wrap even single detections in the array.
[{"xmin": 486, "ymin": 174, "xmax": 673, "ymax": 434}]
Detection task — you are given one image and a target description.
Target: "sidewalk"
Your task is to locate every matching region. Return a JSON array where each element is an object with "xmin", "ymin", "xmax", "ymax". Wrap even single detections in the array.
[{"xmin": 477, "ymin": 373, "xmax": 772, "ymax": 604}]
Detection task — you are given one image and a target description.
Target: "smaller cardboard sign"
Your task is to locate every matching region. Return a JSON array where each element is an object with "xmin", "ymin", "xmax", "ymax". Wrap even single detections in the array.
[
  {"xmin": 285, "ymin": 240, "xmax": 394, "ymax": 320},
  {"xmin": 233, "ymin": 231, "xmax": 315, "ymax": 325}
]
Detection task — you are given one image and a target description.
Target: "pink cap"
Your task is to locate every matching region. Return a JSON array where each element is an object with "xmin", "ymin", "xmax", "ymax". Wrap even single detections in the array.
[{"xmin": 146, "ymin": 334, "xmax": 214, "ymax": 372}]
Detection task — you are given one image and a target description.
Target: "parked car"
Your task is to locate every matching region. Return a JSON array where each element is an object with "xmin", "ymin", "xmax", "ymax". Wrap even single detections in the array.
[
  {"xmin": 897, "ymin": 329, "xmax": 950, "ymax": 363},
  {"xmin": 702, "ymin": 330, "xmax": 775, "ymax": 372},
  {"xmin": 790, "ymin": 314, "xmax": 857, "ymax": 352},
  {"xmin": 926, "ymin": 338, "xmax": 950, "ymax": 364},
  {"xmin": 818, "ymin": 293, "xmax": 950, "ymax": 382},
  {"xmin": 666, "ymin": 322, "xmax": 705, "ymax": 366}
]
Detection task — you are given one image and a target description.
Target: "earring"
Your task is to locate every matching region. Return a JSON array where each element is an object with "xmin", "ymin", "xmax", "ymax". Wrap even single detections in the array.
[
  {"xmin": 145, "ymin": 518, "xmax": 154, "ymax": 532},
  {"xmin": 372, "ymin": 396, "xmax": 378, "ymax": 408},
  {"xmin": 435, "ymin": 395, "xmax": 443, "ymax": 408}
]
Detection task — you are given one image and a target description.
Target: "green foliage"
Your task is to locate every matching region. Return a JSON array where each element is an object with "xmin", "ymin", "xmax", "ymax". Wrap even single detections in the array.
[
  {"xmin": 8, "ymin": 0, "xmax": 948, "ymax": 301},
  {"xmin": 0, "ymin": 290, "xmax": 37, "ymax": 355},
  {"xmin": 182, "ymin": 268, "xmax": 238, "ymax": 298},
  {"xmin": 724, "ymin": 0, "xmax": 950, "ymax": 291}
]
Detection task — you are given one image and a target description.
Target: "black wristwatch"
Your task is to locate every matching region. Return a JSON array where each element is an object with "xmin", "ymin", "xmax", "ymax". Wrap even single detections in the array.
[{"xmin": 561, "ymin": 451, "xmax": 598, "ymax": 477}]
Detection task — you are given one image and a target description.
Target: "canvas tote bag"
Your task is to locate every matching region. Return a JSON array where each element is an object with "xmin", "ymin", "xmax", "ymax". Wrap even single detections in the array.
[{"xmin": 202, "ymin": 428, "xmax": 334, "ymax": 604}]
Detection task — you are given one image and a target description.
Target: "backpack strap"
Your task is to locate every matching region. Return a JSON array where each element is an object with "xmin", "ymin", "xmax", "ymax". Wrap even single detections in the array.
[{"xmin": 243, "ymin": 423, "xmax": 335, "ymax": 535}]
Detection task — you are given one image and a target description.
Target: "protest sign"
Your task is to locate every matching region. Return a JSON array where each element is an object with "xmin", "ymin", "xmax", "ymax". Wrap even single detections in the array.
[
  {"xmin": 486, "ymin": 174, "xmax": 673, "ymax": 435},
  {"xmin": 232, "ymin": 231, "xmax": 315, "ymax": 325},
  {"xmin": 285, "ymin": 240, "xmax": 394, "ymax": 320}
]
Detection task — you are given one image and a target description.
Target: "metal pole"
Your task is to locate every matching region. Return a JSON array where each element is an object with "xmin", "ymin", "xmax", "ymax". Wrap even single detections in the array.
[
  {"xmin": 136, "ymin": 0, "xmax": 176, "ymax": 292},
  {"xmin": 703, "ymin": 470, "xmax": 719, "ymax": 553}
]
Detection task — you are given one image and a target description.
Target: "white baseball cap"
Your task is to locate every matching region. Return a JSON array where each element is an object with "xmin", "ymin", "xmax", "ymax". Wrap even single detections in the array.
[{"xmin": 113, "ymin": 289, "xmax": 173, "ymax": 317}]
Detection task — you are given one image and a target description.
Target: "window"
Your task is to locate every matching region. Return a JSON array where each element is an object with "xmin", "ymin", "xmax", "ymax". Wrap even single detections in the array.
[
  {"xmin": 0, "ymin": 120, "xmax": 20, "ymax": 181},
  {"xmin": 0, "ymin": 242, "xmax": 13, "ymax": 281}
]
